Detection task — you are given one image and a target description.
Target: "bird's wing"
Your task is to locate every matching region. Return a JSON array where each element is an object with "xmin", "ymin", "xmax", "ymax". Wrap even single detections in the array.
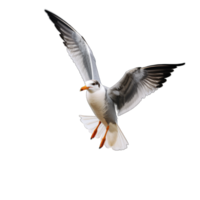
[
  {"xmin": 45, "ymin": 10, "xmax": 101, "ymax": 83},
  {"xmin": 108, "ymin": 63, "xmax": 185, "ymax": 116}
]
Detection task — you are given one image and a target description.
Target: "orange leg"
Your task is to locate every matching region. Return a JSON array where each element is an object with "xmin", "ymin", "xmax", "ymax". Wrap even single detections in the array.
[
  {"xmin": 99, "ymin": 126, "xmax": 109, "ymax": 149},
  {"xmin": 91, "ymin": 121, "xmax": 101, "ymax": 139}
]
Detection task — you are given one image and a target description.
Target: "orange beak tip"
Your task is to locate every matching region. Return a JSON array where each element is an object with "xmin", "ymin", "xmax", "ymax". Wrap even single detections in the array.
[{"xmin": 80, "ymin": 86, "xmax": 90, "ymax": 91}]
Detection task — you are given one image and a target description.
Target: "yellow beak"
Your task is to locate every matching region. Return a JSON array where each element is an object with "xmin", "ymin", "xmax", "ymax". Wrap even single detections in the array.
[{"xmin": 80, "ymin": 86, "xmax": 90, "ymax": 91}]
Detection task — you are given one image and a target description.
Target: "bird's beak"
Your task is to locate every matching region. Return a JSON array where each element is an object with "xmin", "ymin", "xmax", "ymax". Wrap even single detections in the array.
[{"xmin": 80, "ymin": 86, "xmax": 90, "ymax": 91}]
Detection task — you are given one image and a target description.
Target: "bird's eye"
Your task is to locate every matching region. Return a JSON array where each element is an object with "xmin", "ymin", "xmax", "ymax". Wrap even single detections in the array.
[{"xmin": 92, "ymin": 83, "xmax": 96, "ymax": 86}]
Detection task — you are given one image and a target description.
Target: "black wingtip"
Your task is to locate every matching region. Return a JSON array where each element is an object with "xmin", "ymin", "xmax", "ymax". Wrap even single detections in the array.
[
  {"xmin": 42, "ymin": 8, "xmax": 50, "ymax": 14},
  {"xmin": 181, "ymin": 62, "xmax": 187, "ymax": 67},
  {"xmin": 42, "ymin": 8, "xmax": 52, "ymax": 18},
  {"xmin": 42, "ymin": 8, "xmax": 52, "ymax": 13},
  {"xmin": 42, "ymin": 8, "xmax": 59, "ymax": 18},
  {"xmin": 155, "ymin": 62, "xmax": 187, "ymax": 67}
]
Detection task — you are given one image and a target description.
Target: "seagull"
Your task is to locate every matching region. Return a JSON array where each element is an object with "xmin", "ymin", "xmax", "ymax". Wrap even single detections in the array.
[{"xmin": 45, "ymin": 10, "xmax": 185, "ymax": 151}]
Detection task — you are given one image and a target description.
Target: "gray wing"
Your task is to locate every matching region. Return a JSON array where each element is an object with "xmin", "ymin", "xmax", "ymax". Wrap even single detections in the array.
[
  {"xmin": 45, "ymin": 10, "xmax": 101, "ymax": 83},
  {"xmin": 108, "ymin": 63, "xmax": 185, "ymax": 116}
]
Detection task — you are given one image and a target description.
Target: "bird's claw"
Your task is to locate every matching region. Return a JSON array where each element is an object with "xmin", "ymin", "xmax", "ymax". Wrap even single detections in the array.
[
  {"xmin": 97, "ymin": 143, "xmax": 103, "ymax": 150},
  {"xmin": 99, "ymin": 137, "xmax": 106, "ymax": 149},
  {"xmin": 88, "ymin": 134, "xmax": 94, "ymax": 141},
  {"xmin": 97, "ymin": 146, "xmax": 102, "ymax": 150}
]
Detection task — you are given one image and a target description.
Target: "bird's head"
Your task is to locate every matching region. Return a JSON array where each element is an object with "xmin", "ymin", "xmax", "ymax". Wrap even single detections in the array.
[{"xmin": 80, "ymin": 80, "xmax": 101, "ymax": 92}]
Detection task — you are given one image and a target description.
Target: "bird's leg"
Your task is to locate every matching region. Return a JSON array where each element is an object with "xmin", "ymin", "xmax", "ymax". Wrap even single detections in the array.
[
  {"xmin": 91, "ymin": 121, "xmax": 101, "ymax": 139},
  {"xmin": 99, "ymin": 125, "xmax": 109, "ymax": 149}
]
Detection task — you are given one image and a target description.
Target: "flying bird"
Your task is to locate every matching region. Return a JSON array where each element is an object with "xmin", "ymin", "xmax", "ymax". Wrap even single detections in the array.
[{"xmin": 45, "ymin": 10, "xmax": 185, "ymax": 150}]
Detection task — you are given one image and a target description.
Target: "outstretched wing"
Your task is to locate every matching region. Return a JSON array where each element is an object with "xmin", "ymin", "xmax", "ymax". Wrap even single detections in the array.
[
  {"xmin": 108, "ymin": 63, "xmax": 185, "ymax": 116},
  {"xmin": 45, "ymin": 10, "xmax": 101, "ymax": 83}
]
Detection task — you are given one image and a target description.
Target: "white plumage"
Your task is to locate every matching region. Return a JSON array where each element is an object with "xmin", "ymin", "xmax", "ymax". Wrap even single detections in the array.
[
  {"xmin": 79, "ymin": 115, "xmax": 129, "ymax": 150},
  {"xmin": 45, "ymin": 10, "xmax": 185, "ymax": 150}
]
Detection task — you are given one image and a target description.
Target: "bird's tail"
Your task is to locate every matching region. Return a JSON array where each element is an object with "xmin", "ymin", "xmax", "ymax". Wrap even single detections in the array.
[
  {"xmin": 79, "ymin": 115, "xmax": 129, "ymax": 150},
  {"xmin": 106, "ymin": 122, "xmax": 129, "ymax": 151}
]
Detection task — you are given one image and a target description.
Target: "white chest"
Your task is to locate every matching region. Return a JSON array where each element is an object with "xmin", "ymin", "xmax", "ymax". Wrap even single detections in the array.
[{"xmin": 86, "ymin": 87, "xmax": 107, "ymax": 125}]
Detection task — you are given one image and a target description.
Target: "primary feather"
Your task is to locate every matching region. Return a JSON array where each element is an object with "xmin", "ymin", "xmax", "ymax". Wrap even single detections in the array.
[
  {"xmin": 109, "ymin": 63, "xmax": 185, "ymax": 116},
  {"xmin": 45, "ymin": 10, "xmax": 101, "ymax": 83}
]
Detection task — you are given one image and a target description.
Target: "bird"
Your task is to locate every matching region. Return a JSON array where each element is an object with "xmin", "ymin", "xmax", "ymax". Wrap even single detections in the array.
[{"xmin": 45, "ymin": 10, "xmax": 185, "ymax": 151}]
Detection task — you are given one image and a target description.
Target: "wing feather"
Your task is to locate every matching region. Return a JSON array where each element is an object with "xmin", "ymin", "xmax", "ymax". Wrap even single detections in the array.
[
  {"xmin": 109, "ymin": 63, "xmax": 185, "ymax": 116},
  {"xmin": 45, "ymin": 10, "xmax": 101, "ymax": 83}
]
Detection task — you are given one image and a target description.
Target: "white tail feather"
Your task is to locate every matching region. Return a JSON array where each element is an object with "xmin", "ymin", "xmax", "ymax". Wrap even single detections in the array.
[{"xmin": 79, "ymin": 115, "xmax": 129, "ymax": 151}]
